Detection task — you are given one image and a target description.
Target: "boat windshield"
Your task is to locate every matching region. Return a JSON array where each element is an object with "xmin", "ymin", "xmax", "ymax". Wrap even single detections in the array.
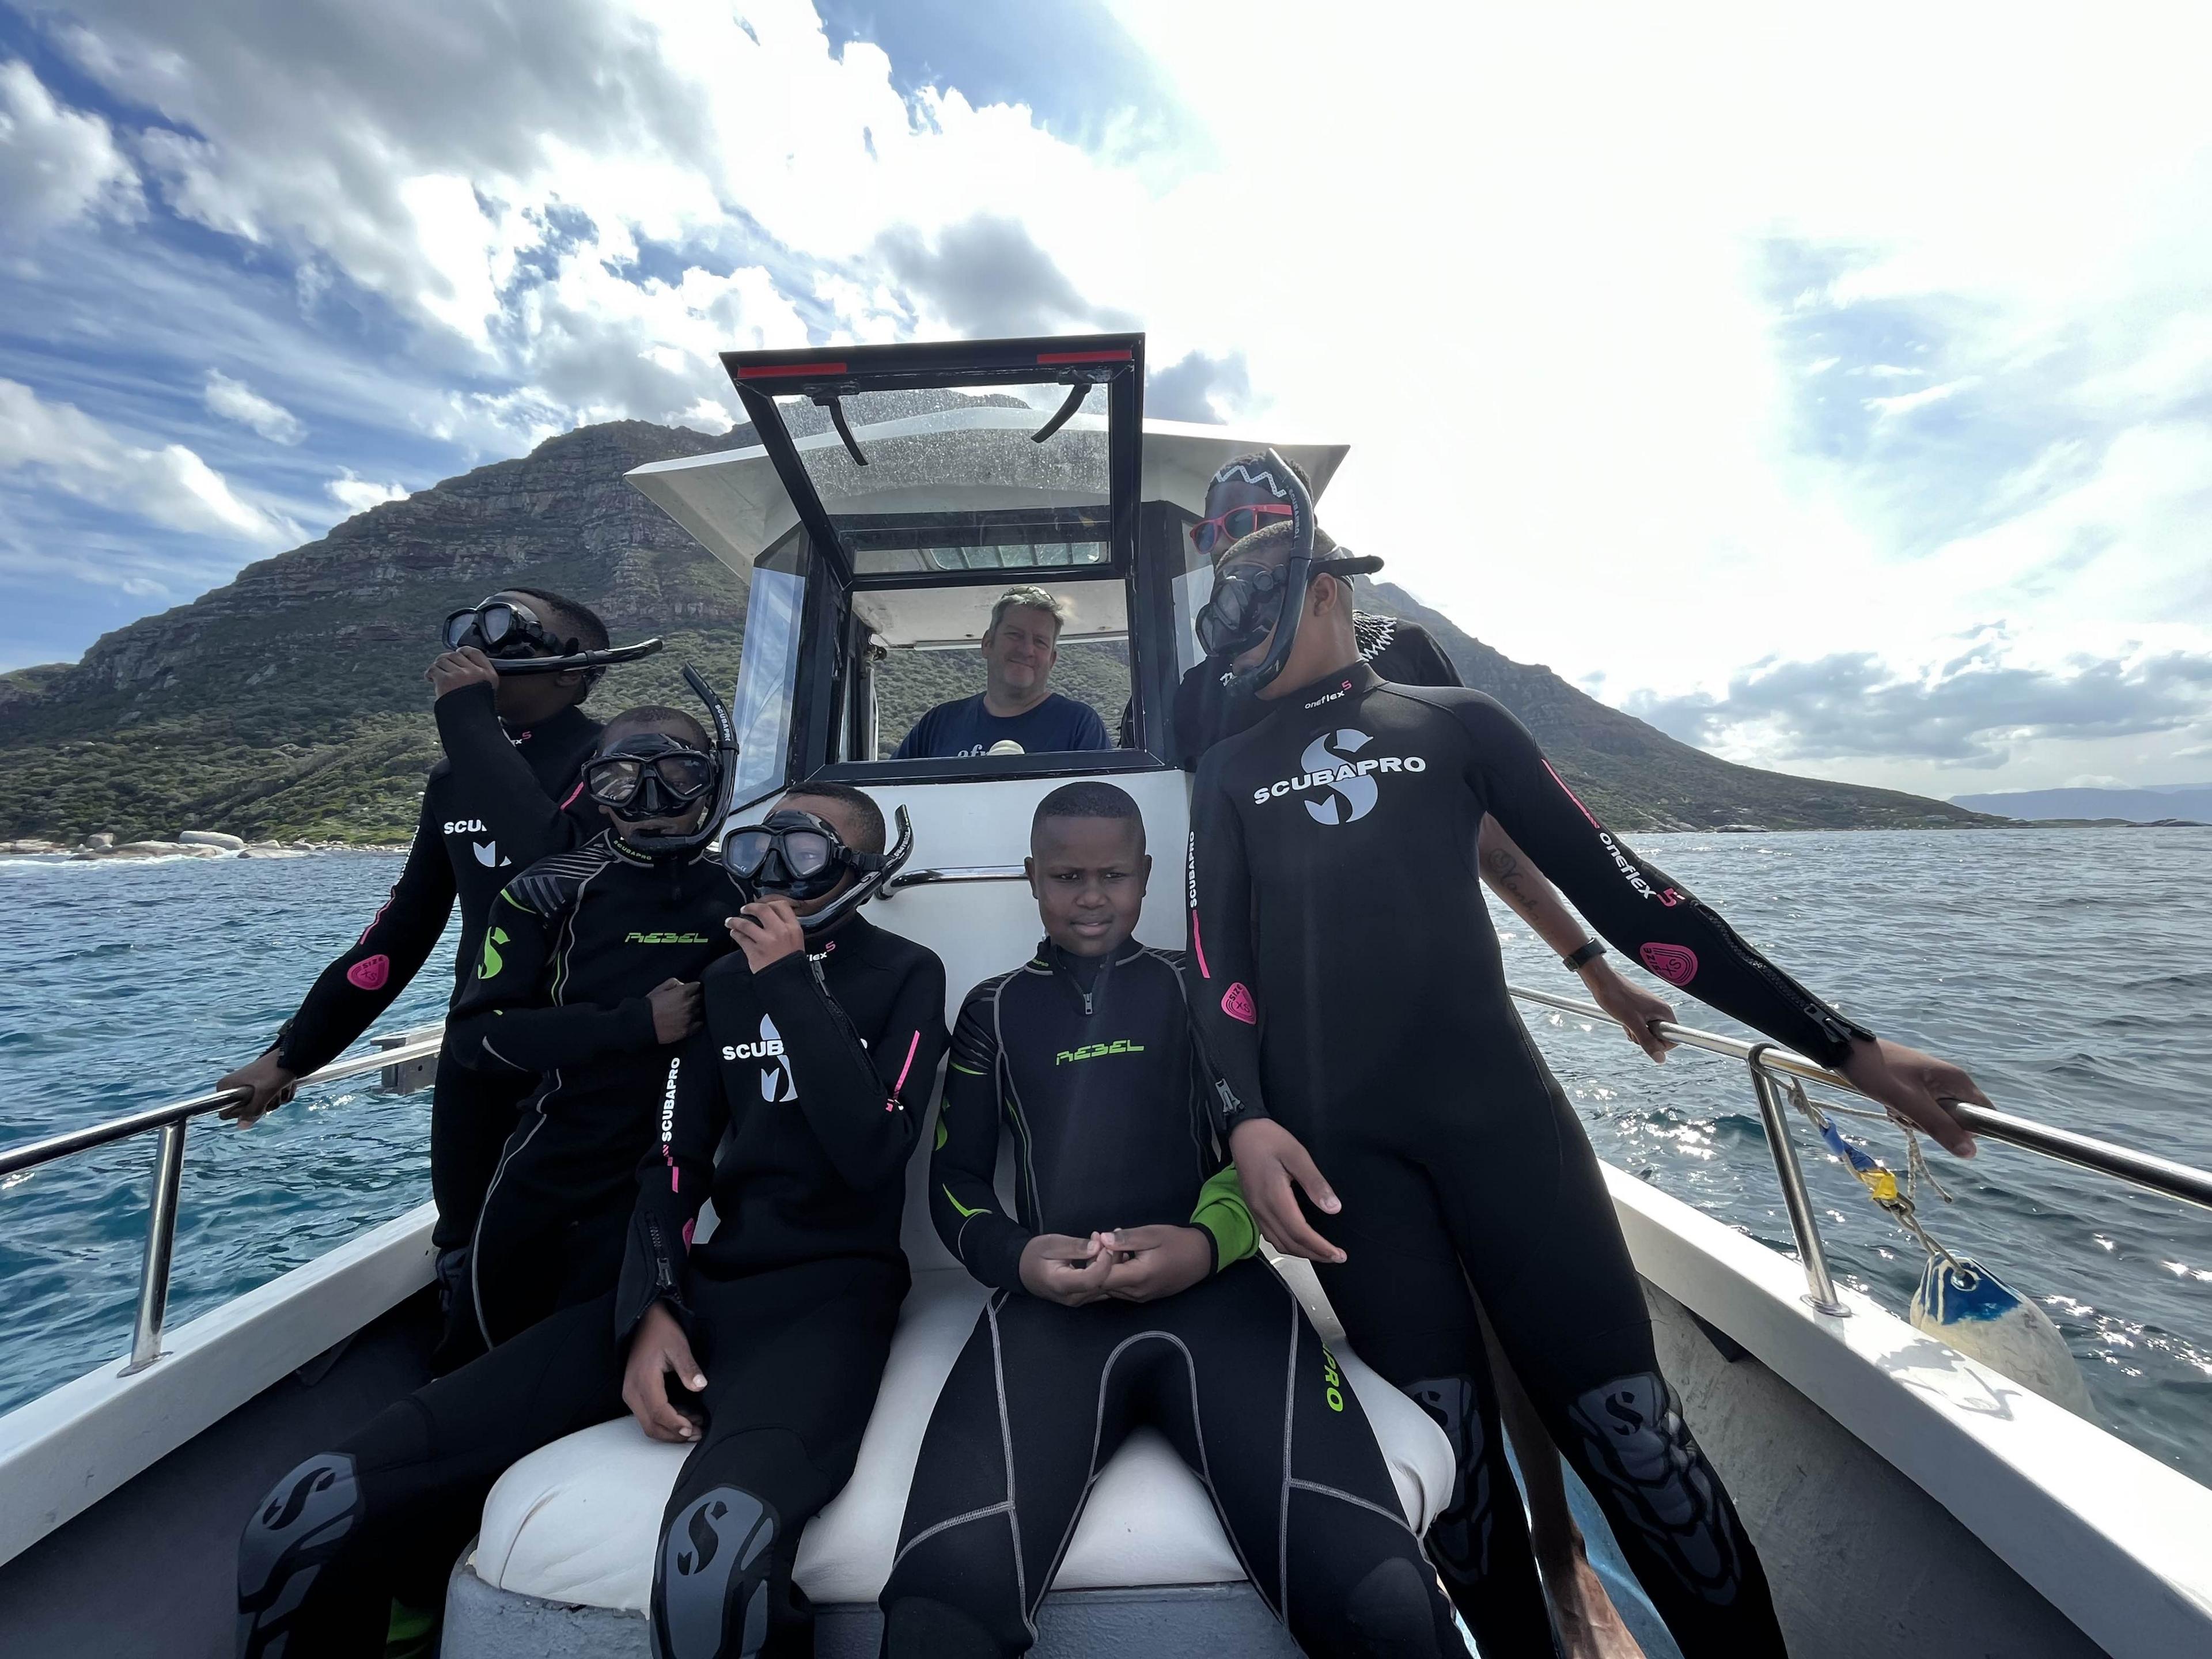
[
  {"xmin": 770, "ymin": 384, "xmax": 1111, "ymax": 577},
  {"xmin": 712, "ymin": 335, "xmax": 1165, "ymax": 779}
]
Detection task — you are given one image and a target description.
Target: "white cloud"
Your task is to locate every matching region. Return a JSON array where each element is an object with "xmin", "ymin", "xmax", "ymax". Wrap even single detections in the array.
[
  {"xmin": 1626, "ymin": 633, "xmax": 2212, "ymax": 769},
  {"xmin": 1866, "ymin": 377, "xmax": 1979, "ymax": 421},
  {"xmin": 325, "ymin": 468, "xmax": 407, "ymax": 513},
  {"xmin": 0, "ymin": 377, "xmax": 296, "ymax": 546},
  {"xmin": 0, "ymin": 58, "xmax": 141, "ymax": 241},
  {"xmin": 202, "ymin": 370, "xmax": 305, "ymax": 444},
  {"xmin": 48, "ymin": 0, "xmax": 1155, "ymax": 431},
  {"xmin": 7, "ymin": 0, "xmax": 2210, "ymax": 791}
]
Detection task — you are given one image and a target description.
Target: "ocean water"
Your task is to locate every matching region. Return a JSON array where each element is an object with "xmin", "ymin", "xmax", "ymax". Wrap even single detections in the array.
[{"xmin": 1, "ymin": 830, "xmax": 2208, "ymax": 1491}]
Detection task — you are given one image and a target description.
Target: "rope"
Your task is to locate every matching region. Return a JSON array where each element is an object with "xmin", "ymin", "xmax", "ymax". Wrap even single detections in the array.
[{"xmin": 1778, "ymin": 1074, "xmax": 1968, "ymax": 1278}]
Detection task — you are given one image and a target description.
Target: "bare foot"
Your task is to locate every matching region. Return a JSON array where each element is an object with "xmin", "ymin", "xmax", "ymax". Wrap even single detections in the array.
[{"xmin": 1544, "ymin": 1541, "xmax": 1646, "ymax": 1659}]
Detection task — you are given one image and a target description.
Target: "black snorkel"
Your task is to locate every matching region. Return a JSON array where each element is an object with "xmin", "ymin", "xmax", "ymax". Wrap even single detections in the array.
[
  {"xmin": 491, "ymin": 639, "xmax": 665, "ymax": 676},
  {"xmin": 584, "ymin": 664, "xmax": 739, "ymax": 861},
  {"xmin": 442, "ymin": 596, "xmax": 666, "ymax": 681},
  {"xmin": 723, "ymin": 803, "xmax": 914, "ymax": 935}
]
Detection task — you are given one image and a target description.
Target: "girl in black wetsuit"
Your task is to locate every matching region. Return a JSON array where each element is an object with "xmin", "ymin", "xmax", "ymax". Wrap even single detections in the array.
[
  {"xmin": 1184, "ymin": 517, "xmax": 1994, "ymax": 1658},
  {"xmin": 880, "ymin": 783, "xmax": 1462, "ymax": 1659}
]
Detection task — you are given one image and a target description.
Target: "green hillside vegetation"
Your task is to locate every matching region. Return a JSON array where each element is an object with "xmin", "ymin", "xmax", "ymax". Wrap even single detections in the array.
[{"xmin": 0, "ymin": 416, "xmax": 1986, "ymax": 843}]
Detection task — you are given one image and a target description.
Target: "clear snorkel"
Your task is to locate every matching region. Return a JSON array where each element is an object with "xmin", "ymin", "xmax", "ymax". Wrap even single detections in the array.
[
  {"xmin": 1200, "ymin": 449, "xmax": 1374, "ymax": 698},
  {"xmin": 1225, "ymin": 448, "xmax": 1315, "ymax": 696}
]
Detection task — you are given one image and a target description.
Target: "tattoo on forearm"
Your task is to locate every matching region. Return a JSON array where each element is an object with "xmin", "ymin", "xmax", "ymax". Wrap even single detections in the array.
[{"xmin": 1483, "ymin": 847, "xmax": 1540, "ymax": 919}]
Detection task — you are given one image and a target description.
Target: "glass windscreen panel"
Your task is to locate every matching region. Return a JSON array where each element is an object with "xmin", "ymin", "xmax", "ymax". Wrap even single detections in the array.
[
  {"xmin": 867, "ymin": 640, "xmax": 1130, "ymax": 762},
  {"xmin": 728, "ymin": 529, "xmax": 810, "ymax": 808},
  {"xmin": 840, "ymin": 507, "xmax": 1109, "ymax": 577},
  {"xmin": 774, "ymin": 384, "xmax": 1110, "ymax": 574},
  {"xmin": 855, "ymin": 575, "xmax": 1130, "ymax": 762}
]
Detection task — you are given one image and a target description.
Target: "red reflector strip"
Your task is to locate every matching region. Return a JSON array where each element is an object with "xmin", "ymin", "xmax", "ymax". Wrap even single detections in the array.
[
  {"xmin": 737, "ymin": 361, "xmax": 848, "ymax": 380},
  {"xmin": 1036, "ymin": 350, "xmax": 1131, "ymax": 364}
]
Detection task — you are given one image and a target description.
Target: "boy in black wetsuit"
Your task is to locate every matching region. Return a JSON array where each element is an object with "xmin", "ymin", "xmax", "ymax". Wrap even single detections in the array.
[
  {"xmin": 1184, "ymin": 513, "xmax": 1995, "ymax": 1659},
  {"xmin": 879, "ymin": 783, "xmax": 1461, "ymax": 1659},
  {"xmin": 442, "ymin": 703, "xmax": 734, "ymax": 1355},
  {"xmin": 219, "ymin": 590, "xmax": 611, "ymax": 1274},
  {"xmin": 236, "ymin": 782, "xmax": 948, "ymax": 1659}
]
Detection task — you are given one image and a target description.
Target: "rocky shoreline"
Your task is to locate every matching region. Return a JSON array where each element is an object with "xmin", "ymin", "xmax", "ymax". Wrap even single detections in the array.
[{"xmin": 1, "ymin": 831, "xmax": 402, "ymax": 860}]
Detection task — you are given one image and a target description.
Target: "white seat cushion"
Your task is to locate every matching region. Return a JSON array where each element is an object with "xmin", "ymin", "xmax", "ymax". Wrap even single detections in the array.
[{"xmin": 472, "ymin": 1266, "xmax": 1451, "ymax": 1612}]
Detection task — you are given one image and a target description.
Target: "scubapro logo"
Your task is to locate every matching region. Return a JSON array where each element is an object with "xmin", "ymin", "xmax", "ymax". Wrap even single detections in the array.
[
  {"xmin": 444, "ymin": 820, "xmax": 488, "ymax": 835},
  {"xmin": 1252, "ymin": 728, "xmax": 1426, "ymax": 824},
  {"xmin": 472, "ymin": 840, "xmax": 501, "ymax": 868},
  {"xmin": 660, "ymin": 1058, "xmax": 679, "ymax": 1144},
  {"xmin": 722, "ymin": 1014, "xmax": 796, "ymax": 1102}
]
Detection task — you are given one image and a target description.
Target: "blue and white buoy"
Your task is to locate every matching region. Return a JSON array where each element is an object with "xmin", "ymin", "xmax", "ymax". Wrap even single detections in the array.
[{"xmin": 1910, "ymin": 1253, "xmax": 2097, "ymax": 1420}]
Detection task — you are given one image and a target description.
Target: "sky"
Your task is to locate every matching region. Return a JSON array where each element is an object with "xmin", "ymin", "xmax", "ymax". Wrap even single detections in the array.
[{"xmin": 2, "ymin": 1, "xmax": 2209, "ymax": 798}]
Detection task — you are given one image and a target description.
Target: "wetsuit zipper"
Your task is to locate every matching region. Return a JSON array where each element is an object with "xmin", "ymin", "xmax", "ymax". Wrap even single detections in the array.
[{"xmin": 647, "ymin": 1219, "xmax": 674, "ymax": 1290}]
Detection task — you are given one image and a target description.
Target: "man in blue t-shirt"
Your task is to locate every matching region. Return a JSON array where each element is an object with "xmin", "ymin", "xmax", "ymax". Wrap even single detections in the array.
[{"xmin": 892, "ymin": 585, "xmax": 1112, "ymax": 759}]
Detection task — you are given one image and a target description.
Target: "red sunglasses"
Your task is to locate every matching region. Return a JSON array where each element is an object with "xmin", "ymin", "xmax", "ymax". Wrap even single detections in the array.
[{"xmin": 1189, "ymin": 502, "xmax": 1294, "ymax": 555}]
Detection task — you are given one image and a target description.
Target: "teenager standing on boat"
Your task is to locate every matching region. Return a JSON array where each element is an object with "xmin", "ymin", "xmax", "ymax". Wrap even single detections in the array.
[
  {"xmin": 1183, "ymin": 470, "xmax": 1992, "ymax": 1658},
  {"xmin": 1178, "ymin": 456, "xmax": 1667, "ymax": 1658},
  {"xmin": 236, "ymin": 785, "xmax": 946, "ymax": 1659},
  {"xmin": 218, "ymin": 591, "xmax": 612, "ymax": 1286}
]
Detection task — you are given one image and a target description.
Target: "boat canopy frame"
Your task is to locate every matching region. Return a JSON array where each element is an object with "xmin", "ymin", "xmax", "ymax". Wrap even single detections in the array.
[
  {"xmin": 711, "ymin": 333, "xmax": 1196, "ymax": 792},
  {"xmin": 723, "ymin": 333, "xmax": 1147, "ymax": 593}
]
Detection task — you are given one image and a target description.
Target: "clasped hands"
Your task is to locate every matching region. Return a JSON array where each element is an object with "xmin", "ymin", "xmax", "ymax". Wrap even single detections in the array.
[{"xmin": 1019, "ymin": 1224, "xmax": 1214, "ymax": 1306}]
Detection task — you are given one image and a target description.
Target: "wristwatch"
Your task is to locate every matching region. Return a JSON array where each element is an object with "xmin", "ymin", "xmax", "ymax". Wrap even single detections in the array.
[{"xmin": 1562, "ymin": 940, "xmax": 1606, "ymax": 974}]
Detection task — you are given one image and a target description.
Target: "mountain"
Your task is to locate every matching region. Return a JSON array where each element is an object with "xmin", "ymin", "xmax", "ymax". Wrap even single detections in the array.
[
  {"xmin": 0, "ymin": 419, "xmax": 1990, "ymax": 842},
  {"xmin": 1950, "ymin": 785, "xmax": 2212, "ymax": 824},
  {"xmin": 1355, "ymin": 579, "xmax": 1992, "ymax": 831},
  {"xmin": 0, "ymin": 421, "xmax": 753, "ymax": 843}
]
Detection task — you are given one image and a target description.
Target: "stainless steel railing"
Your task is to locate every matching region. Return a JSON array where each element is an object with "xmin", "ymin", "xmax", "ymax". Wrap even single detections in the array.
[
  {"xmin": 0, "ymin": 1033, "xmax": 445, "ymax": 1374},
  {"xmin": 1507, "ymin": 983, "xmax": 2212, "ymax": 1315},
  {"xmin": 2, "ymin": 988, "xmax": 2208, "ymax": 1376}
]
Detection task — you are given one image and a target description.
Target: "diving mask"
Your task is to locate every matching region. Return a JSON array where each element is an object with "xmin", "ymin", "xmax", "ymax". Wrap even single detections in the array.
[
  {"xmin": 583, "ymin": 734, "xmax": 720, "ymax": 822},
  {"xmin": 441, "ymin": 596, "xmax": 665, "ymax": 677},
  {"xmin": 723, "ymin": 805, "xmax": 914, "ymax": 933}
]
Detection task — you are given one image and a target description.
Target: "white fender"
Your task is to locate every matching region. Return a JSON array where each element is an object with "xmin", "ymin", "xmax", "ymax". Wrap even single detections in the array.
[{"xmin": 1911, "ymin": 1255, "xmax": 2097, "ymax": 1420}]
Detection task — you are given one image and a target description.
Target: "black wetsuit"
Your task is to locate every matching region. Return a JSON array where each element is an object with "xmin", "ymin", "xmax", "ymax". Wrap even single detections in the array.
[
  {"xmin": 1161, "ymin": 612, "xmax": 1457, "ymax": 765},
  {"xmin": 1188, "ymin": 662, "xmax": 1873, "ymax": 1657},
  {"xmin": 880, "ymin": 941, "xmax": 1461, "ymax": 1658},
  {"xmin": 236, "ymin": 916, "xmax": 948, "ymax": 1659},
  {"xmin": 267, "ymin": 685, "xmax": 601, "ymax": 1254},
  {"xmin": 444, "ymin": 833, "xmax": 733, "ymax": 1352}
]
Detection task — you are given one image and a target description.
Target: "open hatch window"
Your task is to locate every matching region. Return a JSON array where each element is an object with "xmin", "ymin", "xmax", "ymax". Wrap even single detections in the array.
[{"xmin": 719, "ymin": 334, "xmax": 1179, "ymax": 786}]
